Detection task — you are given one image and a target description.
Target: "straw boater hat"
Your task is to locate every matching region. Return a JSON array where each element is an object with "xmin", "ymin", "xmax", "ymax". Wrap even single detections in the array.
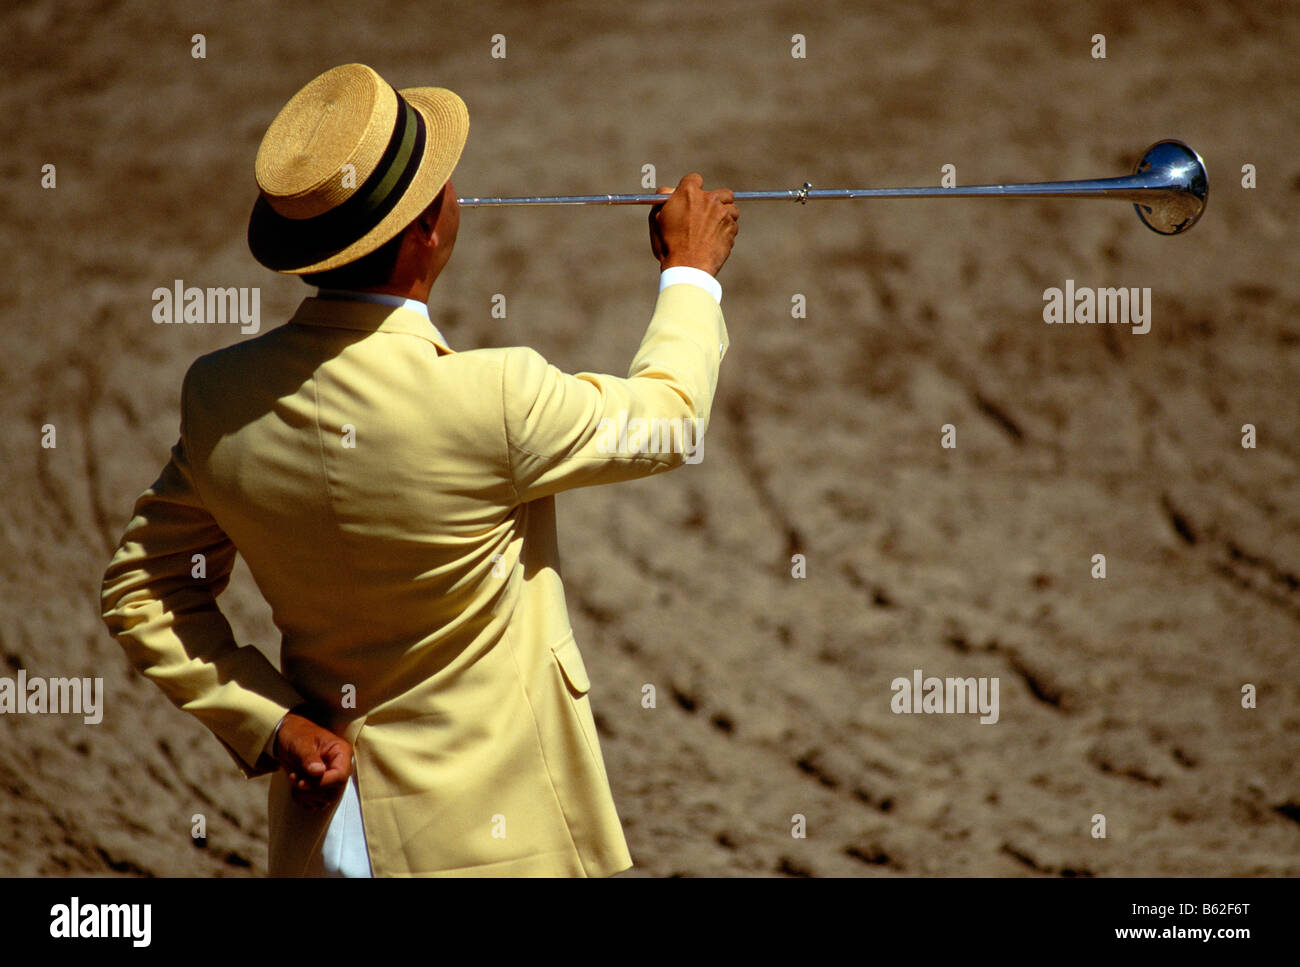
[{"xmin": 248, "ymin": 63, "xmax": 469, "ymax": 273}]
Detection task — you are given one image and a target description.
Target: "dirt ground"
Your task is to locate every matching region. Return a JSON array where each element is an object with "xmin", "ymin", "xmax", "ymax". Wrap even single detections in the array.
[{"xmin": 2, "ymin": 0, "xmax": 1297, "ymax": 877}]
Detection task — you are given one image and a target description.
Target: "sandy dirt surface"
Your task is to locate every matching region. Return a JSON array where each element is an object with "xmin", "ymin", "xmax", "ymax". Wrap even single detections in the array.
[{"xmin": 2, "ymin": 0, "xmax": 1297, "ymax": 877}]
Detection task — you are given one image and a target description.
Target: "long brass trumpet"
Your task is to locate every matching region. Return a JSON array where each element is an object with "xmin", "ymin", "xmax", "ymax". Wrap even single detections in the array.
[{"xmin": 459, "ymin": 140, "xmax": 1208, "ymax": 235}]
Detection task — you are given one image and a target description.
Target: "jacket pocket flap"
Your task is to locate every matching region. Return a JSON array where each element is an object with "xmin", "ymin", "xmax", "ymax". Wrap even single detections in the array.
[{"xmin": 552, "ymin": 635, "xmax": 591, "ymax": 695}]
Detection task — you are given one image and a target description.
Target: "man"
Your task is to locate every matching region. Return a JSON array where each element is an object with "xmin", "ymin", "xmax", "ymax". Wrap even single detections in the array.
[{"xmin": 100, "ymin": 63, "xmax": 737, "ymax": 876}]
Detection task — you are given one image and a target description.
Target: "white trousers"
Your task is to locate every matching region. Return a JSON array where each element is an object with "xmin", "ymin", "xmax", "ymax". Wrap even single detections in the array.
[{"xmin": 321, "ymin": 769, "xmax": 373, "ymax": 877}]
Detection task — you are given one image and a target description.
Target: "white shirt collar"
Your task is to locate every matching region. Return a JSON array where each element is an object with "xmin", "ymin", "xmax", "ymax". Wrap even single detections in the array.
[{"xmin": 315, "ymin": 288, "xmax": 449, "ymax": 345}]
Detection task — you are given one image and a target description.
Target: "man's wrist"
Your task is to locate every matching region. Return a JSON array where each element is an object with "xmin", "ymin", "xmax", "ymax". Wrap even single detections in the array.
[
  {"xmin": 659, "ymin": 265, "xmax": 722, "ymax": 305},
  {"xmin": 267, "ymin": 702, "xmax": 314, "ymax": 759},
  {"xmin": 267, "ymin": 713, "xmax": 289, "ymax": 760}
]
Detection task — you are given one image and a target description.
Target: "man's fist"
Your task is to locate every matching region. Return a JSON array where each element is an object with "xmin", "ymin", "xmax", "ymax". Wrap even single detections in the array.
[
  {"xmin": 648, "ymin": 173, "xmax": 739, "ymax": 277},
  {"xmin": 273, "ymin": 711, "xmax": 353, "ymax": 810}
]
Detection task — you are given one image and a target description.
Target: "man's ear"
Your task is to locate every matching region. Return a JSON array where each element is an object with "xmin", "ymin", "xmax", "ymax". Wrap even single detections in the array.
[
  {"xmin": 415, "ymin": 186, "xmax": 448, "ymax": 249},
  {"xmin": 413, "ymin": 211, "xmax": 438, "ymax": 247}
]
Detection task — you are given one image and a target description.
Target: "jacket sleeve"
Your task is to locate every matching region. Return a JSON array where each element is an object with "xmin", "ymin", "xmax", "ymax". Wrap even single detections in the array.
[
  {"xmin": 502, "ymin": 282, "xmax": 729, "ymax": 502},
  {"xmin": 100, "ymin": 374, "xmax": 306, "ymax": 778}
]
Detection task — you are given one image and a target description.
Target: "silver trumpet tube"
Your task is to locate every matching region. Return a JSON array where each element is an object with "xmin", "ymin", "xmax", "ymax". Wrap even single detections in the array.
[{"xmin": 459, "ymin": 140, "xmax": 1208, "ymax": 235}]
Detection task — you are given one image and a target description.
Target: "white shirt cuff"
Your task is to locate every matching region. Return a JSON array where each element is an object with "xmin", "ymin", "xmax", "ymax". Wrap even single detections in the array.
[{"xmin": 659, "ymin": 266, "xmax": 722, "ymax": 305}]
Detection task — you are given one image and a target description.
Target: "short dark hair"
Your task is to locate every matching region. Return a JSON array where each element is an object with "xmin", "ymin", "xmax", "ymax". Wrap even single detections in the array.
[{"xmin": 300, "ymin": 226, "xmax": 408, "ymax": 290}]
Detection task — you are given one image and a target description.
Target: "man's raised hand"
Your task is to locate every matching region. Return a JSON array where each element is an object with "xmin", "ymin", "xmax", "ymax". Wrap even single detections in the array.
[{"xmin": 648, "ymin": 173, "xmax": 739, "ymax": 277}]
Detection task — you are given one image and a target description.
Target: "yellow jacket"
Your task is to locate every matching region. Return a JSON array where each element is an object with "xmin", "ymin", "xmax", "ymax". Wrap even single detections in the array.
[{"xmin": 100, "ymin": 283, "xmax": 727, "ymax": 876}]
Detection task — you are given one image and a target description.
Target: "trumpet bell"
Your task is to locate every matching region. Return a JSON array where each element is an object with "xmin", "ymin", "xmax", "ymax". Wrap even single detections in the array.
[{"xmin": 1133, "ymin": 140, "xmax": 1208, "ymax": 235}]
